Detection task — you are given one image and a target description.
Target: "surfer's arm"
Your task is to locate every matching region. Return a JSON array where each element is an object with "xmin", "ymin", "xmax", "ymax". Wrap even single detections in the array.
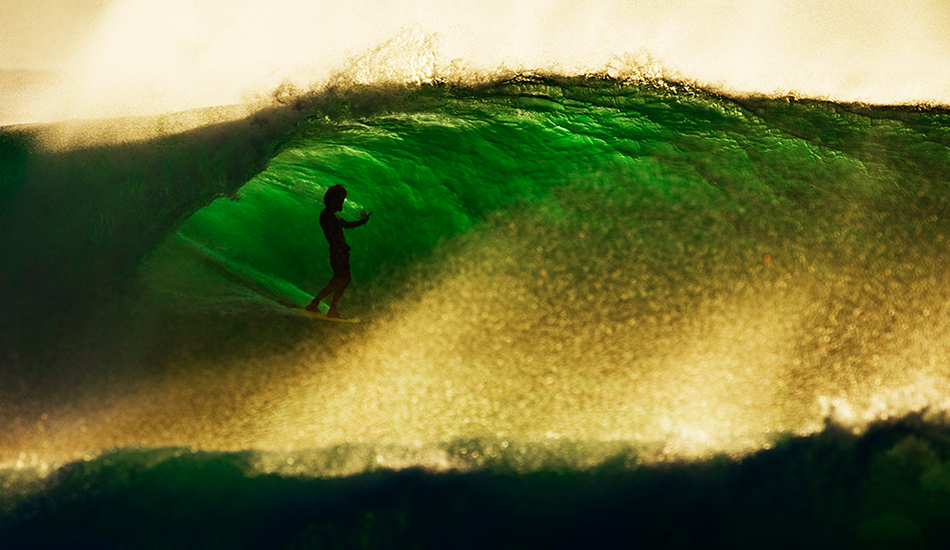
[{"xmin": 338, "ymin": 210, "xmax": 371, "ymax": 229}]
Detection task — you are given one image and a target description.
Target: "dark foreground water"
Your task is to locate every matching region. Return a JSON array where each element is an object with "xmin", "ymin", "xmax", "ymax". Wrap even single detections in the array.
[
  {"xmin": 1, "ymin": 413, "xmax": 949, "ymax": 549},
  {"xmin": 2, "ymin": 75, "xmax": 950, "ymax": 547}
]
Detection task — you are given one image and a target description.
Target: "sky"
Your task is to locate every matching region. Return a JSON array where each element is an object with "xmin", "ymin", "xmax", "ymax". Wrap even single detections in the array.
[
  {"xmin": 1, "ymin": 0, "xmax": 108, "ymax": 70},
  {"xmin": 2, "ymin": 0, "xmax": 950, "ymax": 124}
]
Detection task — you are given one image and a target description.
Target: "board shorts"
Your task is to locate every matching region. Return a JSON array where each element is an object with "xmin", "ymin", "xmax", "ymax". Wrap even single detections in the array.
[{"xmin": 329, "ymin": 249, "xmax": 351, "ymax": 279}]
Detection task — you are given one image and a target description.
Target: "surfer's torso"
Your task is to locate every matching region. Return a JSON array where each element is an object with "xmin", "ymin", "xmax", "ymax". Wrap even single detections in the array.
[{"xmin": 320, "ymin": 208, "xmax": 350, "ymax": 257}]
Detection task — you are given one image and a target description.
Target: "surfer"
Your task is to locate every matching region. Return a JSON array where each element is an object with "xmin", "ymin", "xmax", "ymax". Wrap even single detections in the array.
[{"xmin": 305, "ymin": 184, "xmax": 371, "ymax": 318}]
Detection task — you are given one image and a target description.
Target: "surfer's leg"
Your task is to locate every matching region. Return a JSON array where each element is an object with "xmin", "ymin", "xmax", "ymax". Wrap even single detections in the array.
[
  {"xmin": 307, "ymin": 252, "xmax": 346, "ymax": 311},
  {"xmin": 306, "ymin": 280, "xmax": 338, "ymax": 311},
  {"xmin": 325, "ymin": 253, "xmax": 352, "ymax": 318},
  {"xmin": 326, "ymin": 278, "xmax": 350, "ymax": 318}
]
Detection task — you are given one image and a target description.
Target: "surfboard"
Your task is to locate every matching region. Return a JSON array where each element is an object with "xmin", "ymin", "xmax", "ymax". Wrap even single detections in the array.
[{"xmin": 290, "ymin": 307, "xmax": 364, "ymax": 324}]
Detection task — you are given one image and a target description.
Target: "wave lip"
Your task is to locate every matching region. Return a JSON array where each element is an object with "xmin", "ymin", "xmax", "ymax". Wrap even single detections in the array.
[{"xmin": 8, "ymin": 0, "xmax": 950, "ymax": 126}]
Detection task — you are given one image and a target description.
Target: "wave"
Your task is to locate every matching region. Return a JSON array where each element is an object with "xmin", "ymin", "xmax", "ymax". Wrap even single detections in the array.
[{"xmin": 2, "ymin": 77, "xmax": 950, "ymax": 547}]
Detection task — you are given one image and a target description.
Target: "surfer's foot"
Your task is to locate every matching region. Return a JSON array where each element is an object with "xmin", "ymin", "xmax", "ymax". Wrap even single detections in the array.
[
  {"xmin": 326, "ymin": 309, "xmax": 343, "ymax": 319},
  {"xmin": 305, "ymin": 300, "xmax": 323, "ymax": 312}
]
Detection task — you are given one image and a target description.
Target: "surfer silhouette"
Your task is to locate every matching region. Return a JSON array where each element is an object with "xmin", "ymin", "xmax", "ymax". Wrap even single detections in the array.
[{"xmin": 305, "ymin": 184, "xmax": 371, "ymax": 318}]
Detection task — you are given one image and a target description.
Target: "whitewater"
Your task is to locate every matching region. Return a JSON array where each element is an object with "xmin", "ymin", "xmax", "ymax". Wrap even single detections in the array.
[{"xmin": 3, "ymin": 1, "xmax": 950, "ymax": 547}]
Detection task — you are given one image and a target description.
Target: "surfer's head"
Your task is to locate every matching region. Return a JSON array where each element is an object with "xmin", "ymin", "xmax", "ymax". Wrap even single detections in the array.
[{"xmin": 324, "ymin": 184, "xmax": 347, "ymax": 211}]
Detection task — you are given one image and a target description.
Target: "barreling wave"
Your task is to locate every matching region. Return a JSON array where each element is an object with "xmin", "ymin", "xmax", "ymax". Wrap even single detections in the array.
[
  {"xmin": 1, "ymin": 71, "xmax": 949, "ymax": 470},
  {"xmin": 3, "ymin": 69, "xmax": 950, "ymax": 547}
]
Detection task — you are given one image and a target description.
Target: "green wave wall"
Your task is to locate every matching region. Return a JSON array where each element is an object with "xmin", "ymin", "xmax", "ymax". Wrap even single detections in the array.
[{"xmin": 147, "ymin": 76, "xmax": 950, "ymax": 313}]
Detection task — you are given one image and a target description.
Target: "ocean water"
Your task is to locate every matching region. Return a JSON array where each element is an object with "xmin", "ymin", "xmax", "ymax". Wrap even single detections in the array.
[{"xmin": 3, "ymin": 75, "xmax": 950, "ymax": 547}]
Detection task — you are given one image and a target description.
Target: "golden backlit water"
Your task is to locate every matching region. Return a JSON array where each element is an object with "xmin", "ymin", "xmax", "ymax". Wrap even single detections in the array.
[{"xmin": 6, "ymin": 217, "xmax": 950, "ymax": 475}]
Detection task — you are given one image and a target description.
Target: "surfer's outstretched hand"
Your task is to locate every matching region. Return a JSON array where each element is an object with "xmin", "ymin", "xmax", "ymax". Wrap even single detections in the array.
[{"xmin": 358, "ymin": 209, "xmax": 371, "ymax": 222}]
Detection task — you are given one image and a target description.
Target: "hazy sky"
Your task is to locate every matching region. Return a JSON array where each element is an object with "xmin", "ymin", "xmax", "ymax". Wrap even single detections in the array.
[
  {"xmin": 3, "ymin": 0, "xmax": 950, "ymax": 123},
  {"xmin": 1, "ymin": 0, "xmax": 109, "ymax": 70}
]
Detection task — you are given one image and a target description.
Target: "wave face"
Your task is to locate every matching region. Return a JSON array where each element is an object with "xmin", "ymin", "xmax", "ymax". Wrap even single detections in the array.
[{"xmin": 3, "ymin": 76, "xmax": 950, "ymax": 545}]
